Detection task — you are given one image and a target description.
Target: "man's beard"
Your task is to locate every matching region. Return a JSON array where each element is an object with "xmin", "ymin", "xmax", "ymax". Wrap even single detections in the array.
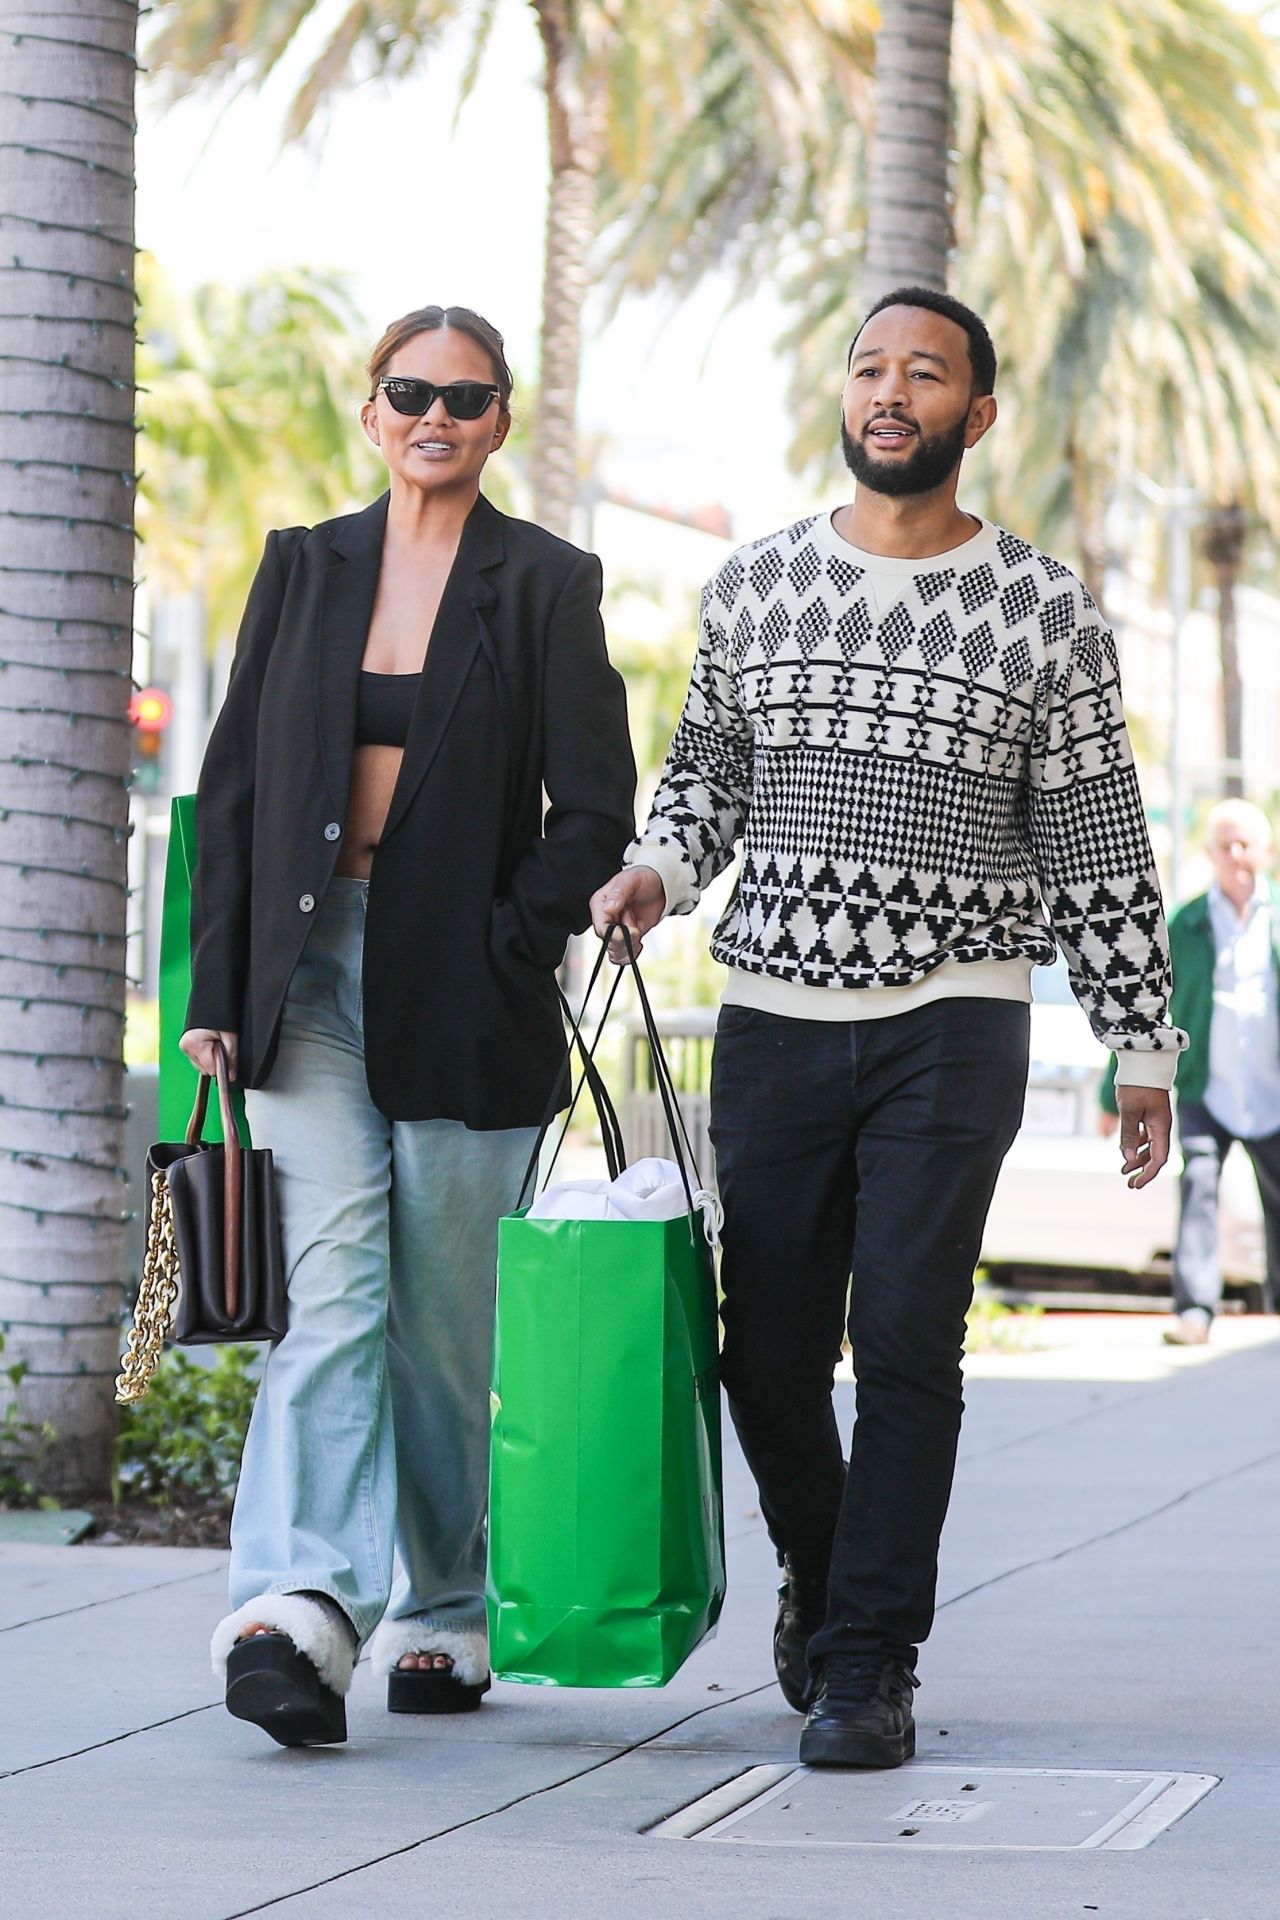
[{"xmin": 840, "ymin": 413, "xmax": 969, "ymax": 497}]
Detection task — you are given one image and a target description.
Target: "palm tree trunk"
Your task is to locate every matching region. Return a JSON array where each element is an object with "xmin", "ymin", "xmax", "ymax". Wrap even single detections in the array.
[
  {"xmin": 0, "ymin": 1, "xmax": 138, "ymax": 1496},
  {"xmin": 533, "ymin": 1, "xmax": 608, "ymax": 540},
  {"xmin": 1204, "ymin": 502, "xmax": 1248, "ymax": 798},
  {"xmin": 860, "ymin": 0, "xmax": 955, "ymax": 306}
]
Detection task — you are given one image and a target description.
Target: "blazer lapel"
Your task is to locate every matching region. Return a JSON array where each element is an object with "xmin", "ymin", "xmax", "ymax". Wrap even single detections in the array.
[
  {"xmin": 380, "ymin": 494, "xmax": 507, "ymax": 841},
  {"xmin": 314, "ymin": 492, "xmax": 390, "ymax": 816}
]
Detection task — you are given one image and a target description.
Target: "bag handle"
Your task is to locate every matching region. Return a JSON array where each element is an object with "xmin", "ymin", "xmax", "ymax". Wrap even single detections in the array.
[
  {"xmin": 184, "ymin": 1040, "xmax": 242, "ymax": 1321},
  {"xmin": 517, "ymin": 938, "xmax": 626, "ymax": 1208},
  {"xmin": 541, "ymin": 976, "xmax": 629, "ymax": 1191},
  {"xmin": 516, "ymin": 930, "xmax": 704, "ymax": 1218},
  {"xmin": 557, "ymin": 984, "xmax": 627, "ymax": 1174},
  {"xmin": 617, "ymin": 926, "xmax": 705, "ymax": 1208}
]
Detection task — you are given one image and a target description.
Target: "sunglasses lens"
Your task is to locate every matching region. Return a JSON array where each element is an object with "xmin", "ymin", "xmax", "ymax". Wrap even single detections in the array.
[
  {"xmin": 378, "ymin": 380, "xmax": 498, "ymax": 419},
  {"xmin": 381, "ymin": 379, "xmax": 433, "ymax": 415},
  {"xmin": 442, "ymin": 383, "xmax": 497, "ymax": 419}
]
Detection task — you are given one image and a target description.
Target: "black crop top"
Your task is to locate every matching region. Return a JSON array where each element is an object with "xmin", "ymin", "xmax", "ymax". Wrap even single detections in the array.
[{"xmin": 355, "ymin": 670, "xmax": 420, "ymax": 748}]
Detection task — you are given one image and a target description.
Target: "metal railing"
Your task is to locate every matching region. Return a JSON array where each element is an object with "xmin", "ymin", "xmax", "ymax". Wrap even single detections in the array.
[{"xmin": 619, "ymin": 1006, "xmax": 717, "ymax": 1189}]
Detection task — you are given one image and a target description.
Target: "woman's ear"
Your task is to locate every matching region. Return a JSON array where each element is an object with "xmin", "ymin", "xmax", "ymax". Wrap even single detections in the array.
[
  {"xmin": 491, "ymin": 410, "xmax": 512, "ymax": 452},
  {"xmin": 359, "ymin": 398, "xmax": 381, "ymax": 447}
]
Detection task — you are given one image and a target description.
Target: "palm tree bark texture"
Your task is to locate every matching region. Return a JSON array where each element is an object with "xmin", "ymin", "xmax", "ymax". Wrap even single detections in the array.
[
  {"xmin": 860, "ymin": 0, "xmax": 955, "ymax": 306},
  {"xmin": 533, "ymin": 0, "xmax": 609, "ymax": 540},
  {"xmin": 0, "ymin": 0, "xmax": 138, "ymax": 1495}
]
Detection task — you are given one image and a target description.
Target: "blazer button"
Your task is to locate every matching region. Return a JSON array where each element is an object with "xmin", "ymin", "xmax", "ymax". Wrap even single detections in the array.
[
  {"xmin": 299, "ymin": 893, "xmax": 315, "ymax": 913},
  {"xmin": 324, "ymin": 822, "xmax": 341, "ymax": 841}
]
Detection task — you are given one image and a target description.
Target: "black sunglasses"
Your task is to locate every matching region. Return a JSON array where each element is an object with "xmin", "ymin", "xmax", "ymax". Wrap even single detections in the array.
[{"xmin": 377, "ymin": 377, "xmax": 501, "ymax": 420}]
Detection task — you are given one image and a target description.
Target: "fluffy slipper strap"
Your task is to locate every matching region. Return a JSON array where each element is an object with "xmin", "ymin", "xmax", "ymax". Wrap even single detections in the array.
[
  {"xmin": 211, "ymin": 1593, "xmax": 356, "ymax": 1696},
  {"xmin": 368, "ymin": 1616, "xmax": 489, "ymax": 1687}
]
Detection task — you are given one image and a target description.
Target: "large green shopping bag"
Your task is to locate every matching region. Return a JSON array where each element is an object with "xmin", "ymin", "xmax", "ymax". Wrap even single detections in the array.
[
  {"xmin": 487, "ymin": 944, "xmax": 726, "ymax": 1687},
  {"xmin": 157, "ymin": 794, "xmax": 247, "ymax": 1146}
]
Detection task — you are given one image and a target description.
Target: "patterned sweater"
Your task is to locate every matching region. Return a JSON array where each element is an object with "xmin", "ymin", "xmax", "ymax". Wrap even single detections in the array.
[{"xmin": 626, "ymin": 512, "xmax": 1185, "ymax": 1083}]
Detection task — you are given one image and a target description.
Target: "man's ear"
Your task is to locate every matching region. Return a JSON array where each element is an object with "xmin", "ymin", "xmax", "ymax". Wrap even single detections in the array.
[{"xmin": 965, "ymin": 393, "xmax": 997, "ymax": 451}]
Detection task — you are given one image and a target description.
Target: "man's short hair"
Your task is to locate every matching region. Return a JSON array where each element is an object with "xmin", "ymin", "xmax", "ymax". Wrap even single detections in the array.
[{"xmin": 849, "ymin": 287, "xmax": 998, "ymax": 398}]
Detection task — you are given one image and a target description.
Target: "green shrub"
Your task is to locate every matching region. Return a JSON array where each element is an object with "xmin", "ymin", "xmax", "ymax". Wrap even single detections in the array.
[
  {"xmin": 0, "ymin": 1332, "xmax": 58, "ymax": 1508},
  {"xmin": 115, "ymin": 1346, "xmax": 260, "ymax": 1506},
  {"xmin": 965, "ymin": 1278, "xmax": 1043, "ymax": 1354}
]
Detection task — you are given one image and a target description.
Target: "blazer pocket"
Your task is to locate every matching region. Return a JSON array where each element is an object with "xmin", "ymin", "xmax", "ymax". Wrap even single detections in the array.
[{"xmin": 488, "ymin": 895, "xmax": 539, "ymax": 982}]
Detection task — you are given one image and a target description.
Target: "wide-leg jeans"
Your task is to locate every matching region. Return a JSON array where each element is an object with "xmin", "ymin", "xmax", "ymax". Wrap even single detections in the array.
[
  {"xmin": 232, "ymin": 880, "xmax": 536, "ymax": 1647},
  {"xmin": 709, "ymin": 997, "xmax": 1029, "ymax": 1669},
  {"xmin": 1173, "ymin": 1099, "xmax": 1280, "ymax": 1319}
]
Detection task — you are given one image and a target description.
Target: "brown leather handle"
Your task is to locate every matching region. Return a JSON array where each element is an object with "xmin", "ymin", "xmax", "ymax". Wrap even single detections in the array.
[
  {"xmin": 184, "ymin": 1071, "xmax": 211, "ymax": 1147},
  {"xmin": 183, "ymin": 1040, "xmax": 242, "ymax": 1321}
]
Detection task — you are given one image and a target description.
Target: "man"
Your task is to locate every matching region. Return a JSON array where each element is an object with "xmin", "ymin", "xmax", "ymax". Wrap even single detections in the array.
[
  {"xmin": 1102, "ymin": 800, "xmax": 1280, "ymax": 1344},
  {"xmin": 590, "ymin": 288, "xmax": 1183, "ymax": 1770}
]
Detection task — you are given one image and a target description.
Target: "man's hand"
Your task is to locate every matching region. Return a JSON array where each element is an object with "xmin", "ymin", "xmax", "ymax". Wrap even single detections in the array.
[
  {"xmin": 1115, "ymin": 1085, "xmax": 1171, "ymax": 1190},
  {"xmin": 589, "ymin": 866, "xmax": 667, "ymax": 965}
]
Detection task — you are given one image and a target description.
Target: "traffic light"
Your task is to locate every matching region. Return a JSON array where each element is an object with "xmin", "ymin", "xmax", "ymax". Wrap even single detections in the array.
[{"xmin": 129, "ymin": 685, "xmax": 173, "ymax": 795}]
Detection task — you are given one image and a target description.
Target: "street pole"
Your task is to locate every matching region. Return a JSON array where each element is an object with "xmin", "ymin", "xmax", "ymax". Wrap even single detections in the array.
[
  {"xmin": 1167, "ymin": 494, "xmax": 1190, "ymax": 904},
  {"xmin": 1134, "ymin": 474, "xmax": 1201, "ymax": 905}
]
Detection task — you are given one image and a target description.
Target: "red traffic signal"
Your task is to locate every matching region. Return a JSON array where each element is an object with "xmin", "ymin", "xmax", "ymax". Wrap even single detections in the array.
[
  {"xmin": 130, "ymin": 686, "xmax": 173, "ymax": 792},
  {"xmin": 129, "ymin": 686, "xmax": 173, "ymax": 733}
]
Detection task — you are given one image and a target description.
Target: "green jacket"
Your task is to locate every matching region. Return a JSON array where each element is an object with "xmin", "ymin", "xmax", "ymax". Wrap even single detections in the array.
[{"xmin": 1100, "ymin": 881, "xmax": 1280, "ymax": 1114}]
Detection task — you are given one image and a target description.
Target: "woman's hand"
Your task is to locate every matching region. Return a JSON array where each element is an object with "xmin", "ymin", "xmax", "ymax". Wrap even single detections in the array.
[
  {"xmin": 179, "ymin": 1028, "xmax": 239, "ymax": 1080},
  {"xmin": 589, "ymin": 867, "xmax": 667, "ymax": 965}
]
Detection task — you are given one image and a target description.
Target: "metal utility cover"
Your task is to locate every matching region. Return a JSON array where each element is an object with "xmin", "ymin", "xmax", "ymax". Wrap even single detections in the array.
[
  {"xmin": 0, "ymin": 1508, "xmax": 94, "ymax": 1546},
  {"xmin": 651, "ymin": 1764, "xmax": 1218, "ymax": 1850}
]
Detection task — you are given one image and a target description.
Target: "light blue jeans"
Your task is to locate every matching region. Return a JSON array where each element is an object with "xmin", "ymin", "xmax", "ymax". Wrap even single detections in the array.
[{"xmin": 232, "ymin": 880, "xmax": 536, "ymax": 1647}]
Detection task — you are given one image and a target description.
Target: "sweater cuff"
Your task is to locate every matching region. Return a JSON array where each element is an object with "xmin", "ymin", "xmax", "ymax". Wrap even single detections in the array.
[
  {"xmin": 1113, "ymin": 1050, "xmax": 1179, "ymax": 1093},
  {"xmin": 623, "ymin": 840, "xmax": 697, "ymax": 917}
]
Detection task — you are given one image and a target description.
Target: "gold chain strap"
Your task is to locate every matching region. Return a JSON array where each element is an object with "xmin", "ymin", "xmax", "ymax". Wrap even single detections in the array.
[{"xmin": 114, "ymin": 1168, "xmax": 181, "ymax": 1405}]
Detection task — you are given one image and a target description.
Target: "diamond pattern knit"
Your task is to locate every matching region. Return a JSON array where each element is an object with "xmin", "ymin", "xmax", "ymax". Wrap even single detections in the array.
[{"xmin": 628, "ymin": 514, "xmax": 1183, "ymax": 1059}]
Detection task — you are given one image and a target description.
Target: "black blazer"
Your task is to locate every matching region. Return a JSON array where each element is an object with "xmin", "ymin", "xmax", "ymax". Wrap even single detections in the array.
[{"xmin": 187, "ymin": 491, "xmax": 636, "ymax": 1127}]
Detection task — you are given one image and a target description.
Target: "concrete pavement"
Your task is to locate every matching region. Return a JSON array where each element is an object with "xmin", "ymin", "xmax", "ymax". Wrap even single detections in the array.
[{"xmin": 2, "ymin": 1317, "xmax": 1278, "ymax": 1920}]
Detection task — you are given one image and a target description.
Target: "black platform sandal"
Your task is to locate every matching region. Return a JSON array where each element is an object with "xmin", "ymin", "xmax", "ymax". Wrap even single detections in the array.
[
  {"xmin": 386, "ymin": 1661, "xmax": 491, "ymax": 1715},
  {"xmin": 225, "ymin": 1633, "xmax": 348, "ymax": 1746}
]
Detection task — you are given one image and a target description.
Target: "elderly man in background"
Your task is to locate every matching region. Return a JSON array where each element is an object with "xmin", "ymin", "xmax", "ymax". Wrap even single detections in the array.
[{"xmin": 1103, "ymin": 800, "xmax": 1280, "ymax": 1343}]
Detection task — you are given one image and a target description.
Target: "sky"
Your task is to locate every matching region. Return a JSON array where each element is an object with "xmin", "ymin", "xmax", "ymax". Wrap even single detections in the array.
[{"xmin": 134, "ymin": 7, "xmax": 822, "ymax": 541}]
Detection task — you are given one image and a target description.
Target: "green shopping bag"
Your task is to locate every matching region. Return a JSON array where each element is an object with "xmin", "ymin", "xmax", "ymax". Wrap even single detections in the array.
[
  {"xmin": 487, "ymin": 945, "xmax": 726, "ymax": 1687},
  {"xmin": 157, "ymin": 794, "xmax": 248, "ymax": 1146}
]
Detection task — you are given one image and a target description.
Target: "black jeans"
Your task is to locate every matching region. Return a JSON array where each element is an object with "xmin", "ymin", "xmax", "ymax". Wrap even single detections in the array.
[
  {"xmin": 1173, "ymin": 1099, "xmax": 1280, "ymax": 1318},
  {"xmin": 709, "ymin": 997, "xmax": 1029, "ymax": 1669}
]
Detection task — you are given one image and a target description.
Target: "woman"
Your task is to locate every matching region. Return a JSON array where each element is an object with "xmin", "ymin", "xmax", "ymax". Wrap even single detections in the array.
[{"xmin": 181, "ymin": 304, "xmax": 636, "ymax": 1746}]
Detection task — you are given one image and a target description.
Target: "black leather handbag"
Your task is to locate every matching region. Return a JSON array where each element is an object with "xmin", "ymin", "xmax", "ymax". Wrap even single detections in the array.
[{"xmin": 115, "ymin": 1040, "xmax": 286, "ymax": 1403}]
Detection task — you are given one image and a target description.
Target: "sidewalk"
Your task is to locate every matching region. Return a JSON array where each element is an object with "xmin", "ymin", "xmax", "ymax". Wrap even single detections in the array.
[{"xmin": 3, "ymin": 1317, "xmax": 1278, "ymax": 1920}]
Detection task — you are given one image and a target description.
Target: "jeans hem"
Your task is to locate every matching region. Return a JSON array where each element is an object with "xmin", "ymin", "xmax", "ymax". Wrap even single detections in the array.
[
  {"xmin": 260, "ymin": 1580, "xmax": 369, "ymax": 1647},
  {"xmin": 383, "ymin": 1603, "xmax": 488, "ymax": 1632},
  {"xmin": 808, "ymin": 1630, "xmax": 920, "ymax": 1671}
]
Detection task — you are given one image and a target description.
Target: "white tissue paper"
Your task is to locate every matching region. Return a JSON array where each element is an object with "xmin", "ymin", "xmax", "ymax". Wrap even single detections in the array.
[{"xmin": 527, "ymin": 1157, "xmax": 723, "ymax": 1247}]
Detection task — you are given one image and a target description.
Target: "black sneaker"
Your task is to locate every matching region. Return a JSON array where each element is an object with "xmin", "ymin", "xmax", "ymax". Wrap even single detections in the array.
[
  {"xmin": 798, "ymin": 1653, "xmax": 918, "ymax": 1769},
  {"xmin": 773, "ymin": 1557, "xmax": 828, "ymax": 1713}
]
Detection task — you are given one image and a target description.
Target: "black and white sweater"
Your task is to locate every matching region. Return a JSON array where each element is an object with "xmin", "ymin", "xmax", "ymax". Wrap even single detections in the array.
[{"xmin": 626, "ymin": 512, "xmax": 1185, "ymax": 1086}]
